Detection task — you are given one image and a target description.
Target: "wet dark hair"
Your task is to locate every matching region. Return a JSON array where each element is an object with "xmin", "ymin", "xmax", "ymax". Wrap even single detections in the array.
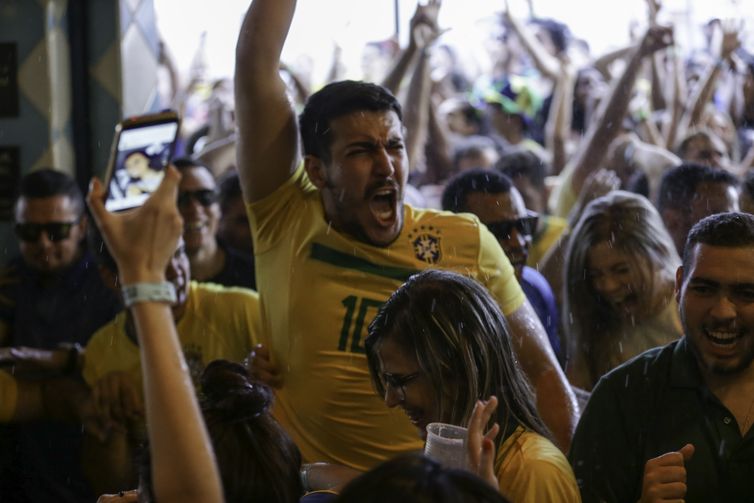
[
  {"xmin": 17, "ymin": 168, "xmax": 84, "ymax": 217},
  {"xmin": 494, "ymin": 149, "xmax": 547, "ymax": 189},
  {"xmin": 366, "ymin": 270, "xmax": 550, "ymax": 447},
  {"xmin": 201, "ymin": 360, "xmax": 303, "ymax": 503},
  {"xmin": 298, "ymin": 80, "xmax": 403, "ymax": 163},
  {"xmin": 138, "ymin": 360, "xmax": 303, "ymax": 503},
  {"xmin": 657, "ymin": 163, "xmax": 738, "ymax": 214},
  {"xmin": 682, "ymin": 212, "xmax": 754, "ymax": 279},
  {"xmin": 335, "ymin": 453, "xmax": 508, "ymax": 503},
  {"xmin": 441, "ymin": 169, "xmax": 514, "ymax": 213}
]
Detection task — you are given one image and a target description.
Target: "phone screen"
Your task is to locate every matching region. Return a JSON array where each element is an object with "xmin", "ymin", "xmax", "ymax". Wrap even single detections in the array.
[{"xmin": 105, "ymin": 121, "xmax": 179, "ymax": 211}]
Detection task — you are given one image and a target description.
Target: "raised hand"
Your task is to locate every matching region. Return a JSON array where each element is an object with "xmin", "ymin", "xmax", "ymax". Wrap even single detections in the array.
[
  {"xmin": 87, "ymin": 166, "xmax": 183, "ymax": 285},
  {"xmin": 466, "ymin": 396, "xmax": 500, "ymax": 489},
  {"xmin": 640, "ymin": 443, "xmax": 694, "ymax": 503},
  {"xmin": 410, "ymin": 0, "xmax": 444, "ymax": 50},
  {"xmin": 719, "ymin": 19, "xmax": 743, "ymax": 61},
  {"xmin": 639, "ymin": 25, "xmax": 674, "ymax": 56}
]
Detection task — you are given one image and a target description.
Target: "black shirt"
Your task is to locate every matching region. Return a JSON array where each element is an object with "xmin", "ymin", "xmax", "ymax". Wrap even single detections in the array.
[{"xmin": 569, "ymin": 338, "xmax": 754, "ymax": 503}]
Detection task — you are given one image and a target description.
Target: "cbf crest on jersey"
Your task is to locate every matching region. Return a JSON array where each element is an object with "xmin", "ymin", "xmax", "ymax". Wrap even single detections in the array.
[{"xmin": 408, "ymin": 225, "xmax": 442, "ymax": 264}]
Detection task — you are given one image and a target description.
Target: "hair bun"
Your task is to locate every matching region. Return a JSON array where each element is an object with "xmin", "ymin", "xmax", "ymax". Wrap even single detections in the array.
[{"xmin": 200, "ymin": 359, "xmax": 273, "ymax": 422}]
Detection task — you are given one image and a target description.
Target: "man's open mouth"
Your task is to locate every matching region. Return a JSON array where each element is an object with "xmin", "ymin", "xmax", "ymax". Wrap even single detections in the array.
[{"xmin": 368, "ymin": 186, "xmax": 398, "ymax": 226}]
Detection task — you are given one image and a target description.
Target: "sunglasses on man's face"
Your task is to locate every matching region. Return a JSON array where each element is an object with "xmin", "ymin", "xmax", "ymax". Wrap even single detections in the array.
[
  {"xmin": 177, "ymin": 189, "xmax": 219, "ymax": 208},
  {"xmin": 14, "ymin": 221, "xmax": 78, "ymax": 243},
  {"xmin": 485, "ymin": 212, "xmax": 539, "ymax": 241}
]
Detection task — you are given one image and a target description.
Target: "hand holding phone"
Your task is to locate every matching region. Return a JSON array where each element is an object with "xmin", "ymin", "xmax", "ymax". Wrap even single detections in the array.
[{"xmin": 104, "ymin": 111, "xmax": 180, "ymax": 212}]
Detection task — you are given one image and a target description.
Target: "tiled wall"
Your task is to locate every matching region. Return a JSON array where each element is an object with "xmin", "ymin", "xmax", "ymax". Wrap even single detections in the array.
[{"xmin": 0, "ymin": 0, "xmax": 161, "ymax": 261}]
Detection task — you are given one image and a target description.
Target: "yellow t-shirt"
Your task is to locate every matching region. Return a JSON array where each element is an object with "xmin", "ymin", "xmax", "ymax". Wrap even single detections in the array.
[
  {"xmin": 0, "ymin": 370, "xmax": 17, "ymax": 422},
  {"xmin": 528, "ymin": 215, "xmax": 568, "ymax": 269},
  {"xmin": 496, "ymin": 427, "xmax": 580, "ymax": 502},
  {"xmin": 83, "ymin": 281, "xmax": 261, "ymax": 391},
  {"xmin": 247, "ymin": 165, "xmax": 525, "ymax": 471}
]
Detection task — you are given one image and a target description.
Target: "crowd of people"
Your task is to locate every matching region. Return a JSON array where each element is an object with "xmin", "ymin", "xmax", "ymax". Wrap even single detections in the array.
[{"xmin": 1, "ymin": 0, "xmax": 753, "ymax": 502}]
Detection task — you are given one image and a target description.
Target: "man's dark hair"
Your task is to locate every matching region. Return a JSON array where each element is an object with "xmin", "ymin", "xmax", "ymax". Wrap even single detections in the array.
[
  {"xmin": 529, "ymin": 18, "xmax": 571, "ymax": 54},
  {"xmin": 217, "ymin": 169, "xmax": 243, "ymax": 213},
  {"xmin": 17, "ymin": 168, "xmax": 84, "ymax": 216},
  {"xmin": 442, "ymin": 168, "xmax": 514, "ymax": 214},
  {"xmin": 494, "ymin": 149, "xmax": 547, "ymax": 189},
  {"xmin": 682, "ymin": 212, "xmax": 754, "ymax": 278},
  {"xmin": 298, "ymin": 80, "xmax": 403, "ymax": 163},
  {"xmin": 657, "ymin": 163, "xmax": 738, "ymax": 214}
]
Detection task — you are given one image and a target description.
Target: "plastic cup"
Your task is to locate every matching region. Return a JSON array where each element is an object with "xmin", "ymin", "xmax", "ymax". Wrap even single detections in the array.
[{"xmin": 423, "ymin": 422, "xmax": 469, "ymax": 470}]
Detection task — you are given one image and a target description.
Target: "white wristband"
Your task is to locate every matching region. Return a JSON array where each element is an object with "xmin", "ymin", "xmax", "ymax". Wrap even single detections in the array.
[{"xmin": 121, "ymin": 282, "xmax": 177, "ymax": 308}]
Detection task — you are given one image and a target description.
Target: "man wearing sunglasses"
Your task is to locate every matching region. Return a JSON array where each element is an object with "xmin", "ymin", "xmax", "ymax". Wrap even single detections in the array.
[
  {"xmin": 0, "ymin": 169, "xmax": 121, "ymax": 503},
  {"xmin": 443, "ymin": 168, "xmax": 562, "ymax": 362},
  {"xmin": 173, "ymin": 158, "xmax": 255, "ymax": 289}
]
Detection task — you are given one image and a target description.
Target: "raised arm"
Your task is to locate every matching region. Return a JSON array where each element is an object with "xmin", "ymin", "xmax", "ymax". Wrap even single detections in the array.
[
  {"xmin": 567, "ymin": 26, "xmax": 673, "ymax": 197},
  {"xmin": 381, "ymin": 0, "xmax": 442, "ymax": 95},
  {"xmin": 88, "ymin": 168, "xmax": 223, "ymax": 503},
  {"xmin": 502, "ymin": 1, "xmax": 560, "ymax": 81},
  {"xmin": 545, "ymin": 57, "xmax": 575, "ymax": 175},
  {"xmin": 684, "ymin": 20, "xmax": 741, "ymax": 128},
  {"xmin": 235, "ymin": 0, "xmax": 299, "ymax": 203},
  {"xmin": 507, "ymin": 302, "xmax": 578, "ymax": 452}
]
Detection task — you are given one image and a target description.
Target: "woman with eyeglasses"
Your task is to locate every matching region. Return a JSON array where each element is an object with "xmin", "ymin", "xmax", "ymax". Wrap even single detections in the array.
[
  {"xmin": 563, "ymin": 190, "xmax": 682, "ymax": 391},
  {"xmin": 365, "ymin": 269, "xmax": 579, "ymax": 502}
]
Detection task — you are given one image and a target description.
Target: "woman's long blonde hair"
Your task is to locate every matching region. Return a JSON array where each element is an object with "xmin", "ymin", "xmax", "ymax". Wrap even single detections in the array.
[{"xmin": 563, "ymin": 191, "xmax": 679, "ymax": 383}]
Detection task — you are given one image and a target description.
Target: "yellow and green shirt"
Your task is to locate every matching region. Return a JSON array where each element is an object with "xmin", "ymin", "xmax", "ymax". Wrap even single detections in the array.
[
  {"xmin": 247, "ymin": 165, "xmax": 525, "ymax": 470},
  {"xmin": 83, "ymin": 281, "xmax": 261, "ymax": 392}
]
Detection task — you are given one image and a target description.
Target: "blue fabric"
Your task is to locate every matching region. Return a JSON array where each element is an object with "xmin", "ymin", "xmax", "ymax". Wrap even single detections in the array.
[
  {"xmin": 0, "ymin": 252, "xmax": 121, "ymax": 503},
  {"xmin": 520, "ymin": 266, "xmax": 561, "ymax": 361}
]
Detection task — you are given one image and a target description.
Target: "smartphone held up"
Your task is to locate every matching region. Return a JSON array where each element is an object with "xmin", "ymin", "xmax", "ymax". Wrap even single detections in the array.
[{"xmin": 104, "ymin": 111, "xmax": 180, "ymax": 212}]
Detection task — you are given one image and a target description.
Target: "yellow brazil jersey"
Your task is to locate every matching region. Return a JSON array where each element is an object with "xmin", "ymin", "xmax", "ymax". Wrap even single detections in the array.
[
  {"xmin": 83, "ymin": 281, "xmax": 261, "ymax": 392},
  {"xmin": 0, "ymin": 370, "xmax": 17, "ymax": 422},
  {"xmin": 246, "ymin": 165, "xmax": 525, "ymax": 471},
  {"xmin": 496, "ymin": 426, "xmax": 581, "ymax": 502}
]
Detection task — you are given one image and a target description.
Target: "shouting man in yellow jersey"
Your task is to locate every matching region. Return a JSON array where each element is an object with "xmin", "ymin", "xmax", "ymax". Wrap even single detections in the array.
[{"xmin": 234, "ymin": 0, "xmax": 578, "ymax": 473}]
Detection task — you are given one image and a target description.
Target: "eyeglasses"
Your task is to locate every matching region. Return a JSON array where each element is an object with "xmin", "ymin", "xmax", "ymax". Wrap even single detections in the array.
[
  {"xmin": 14, "ymin": 221, "xmax": 79, "ymax": 243},
  {"xmin": 177, "ymin": 189, "xmax": 218, "ymax": 208},
  {"xmin": 485, "ymin": 212, "xmax": 539, "ymax": 241},
  {"xmin": 382, "ymin": 371, "xmax": 421, "ymax": 401}
]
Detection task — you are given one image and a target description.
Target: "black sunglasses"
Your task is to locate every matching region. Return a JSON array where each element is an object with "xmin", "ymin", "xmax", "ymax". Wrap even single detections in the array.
[
  {"xmin": 485, "ymin": 212, "xmax": 539, "ymax": 240},
  {"xmin": 177, "ymin": 189, "xmax": 218, "ymax": 208},
  {"xmin": 15, "ymin": 221, "xmax": 78, "ymax": 243}
]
